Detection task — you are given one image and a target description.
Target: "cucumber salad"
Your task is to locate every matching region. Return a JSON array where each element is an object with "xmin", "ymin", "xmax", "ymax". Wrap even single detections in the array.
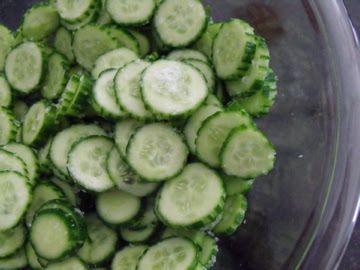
[{"xmin": 0, "ymin": 0, "xmax": 278, "ymax": 269}]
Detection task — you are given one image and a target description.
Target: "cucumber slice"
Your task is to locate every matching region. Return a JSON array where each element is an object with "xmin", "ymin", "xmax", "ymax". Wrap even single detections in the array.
[
  {"xmin": 12, "ymin": 100, "xmax": 29, "ymax": 122},
  {"xmin": 106, "ymin": 26, "xmax": 140, "ymax": 54},
  {"xmin": 167, "ymin": 49, "xmax": 209, "ymax": 63},
  {"xmin": 107, "ymin": 147, "xmax": 158, "ymax": 197},
  {"xmin": 214, "ymin": 194, "xmax": 247, "ymax": 235},
  {"xmin": 137, "ymin": 237, "xmax": 198, "ymax": 270},
  {"xmin": 128, "ymin": 30, "xmax": 150, "ymax": 57},
  {"xmin": 213, "ymin": 19, "xmax": 257, "ymax": 80},
  {"xmin": 194, "ymin": 22, "xmax": 222, "ymax": 59},
  {"xmin": 156, "ymin": 163, "xmax": 225, "ymax": 229},
  {"xmin": 73, "ymin": 24, "xmax": 119, "ymax": 71},
  {"xmin": 42, "ymin": 53, "xmax": 70, "ymax": 100},
  {"xmin": 0, "ymin": 171, "xmax": 31, "ymax": 231},
  {"xmin": 184, "ymin": 59, "xmax": 215, "ymax": 93},
  {"xmin": 196, "ymin": 110, "xmax": 252, "ymax": 168},
  {"xmin": 55, "ymin": 0, "xmax": 97, "ymax": 23},
  {"xmin": 119, "ymin": 226, "xmax": 156, "ymax": 243},
  {"xmin": 106, "ymin": 0, "xmax": 156, "ymax": 26},
  {"xmin": 26, "ymin": 242, "xmax": 43, "ymax": 269},
  {"xmin": 114, "ymin": 60, "xmax": 153, "ymax": 120},
  {"xmin": 51, "ymin": 177, "xmax": 78, "ymax": 206},
  {"xmin": 199, "ymin": 235, "xmax": 218, "ymax": 268},
  {"xmin": 0, "ymin": 75, "xmax": 12, "ymax": 108},
  {"xmin": 0, "ymin": 108, "xmax": 19, "ymax": 145},
  {"xmin": 78, "ymin": 214, "xmax": 117, "ymax": 266},
  {"xmin": 96, "ymin": 189, "xmax": 142, "ymax": 226},
  {"xmin": 39, "ymin": 137, "xmax": 53, "ymax": 175},
  {"xmin": 160, "ymin": 228, "xmax": 205, "ymax": 244},
  {"xmin": 50, "ymin": 124, "xmax": 106, "ymax": 178},
  {"xmin": 60, "ymin": 8, "xmax": 99, "ymax": 31},
  {"xmin": 205, "ymin": 94, "xmax": 223, "ymax": 108},
  {"xmin": 5, "ymin": 42, "xmax": 48, "ymax": 94},
  {"xmin": 114, "ymin": 119, "xmax": 142, "ymax": 158},
  {"xmin": 25, "ymin": 182, "xmax": 65, "ymax": 227},
  {"xmin": 3, "ymin": 142, "xmax": 39, "ymax": 185},
  {"xmin": 184, "ymin": 104, "xmax": 222, "ymax": 154},
  {"xmin": 0, "ymin": 25, "xmax": 15, "ymax": 72},
  {"xmin": 22, "ymin": 4, "xmax": 60, "ymax": 41},
  {"xmin": 0, "ymin": 224, "xmax": 26, "ymax": 259},
  {"xmin": 0, "ymin": 149, "xmax": 27, "ymax": 176},
  {"xmin": 130, "ymin": 199, "xmax": 158, "ymax": 230},
  {"xmin": 97, "ymin": 0, "xmax": 113, "ymax": 25},
  {"xmin": 154, "ymin": 0, "xmax": 208, "ymax": 47},
  {"xmin": 91, "ymin": 69, "xmax": 126, "ymax": 119},
  {"xmin": 220, "ymin": 126, "xmax": 276, "ymax": 178},
  {"xmin": 222, "ymin": 174, "xmax": 254, "ymax": 196},
  {"xmin": 126, "ymin": 123, "xmax": 189, "ymax": 182},
  {"xmin": 111, "ymin": 245, "xmax": 147, "ymax": 270},
  {"xmin": 141, "ymin": 60, "xmax": 208, "ymax": 118},
  {"xmin": 68, "ymin": 136, "xmax": 115, "ymax": 192},
  {"xmin": 92, "ymin": 48, "xmax": 138, "ymax": 79},
  {"xmin": 22, "ymin": 100, "xmax": 57, "ymax": 147},
  {"xmin": 0, "ymin": 248, "xmax": 27, "ymax": 270},
  {"xmin": 54, "ymin": 27, "xmax": 75, "ymax": 63},
  {"xmin": 45, "ymin": 256, "xmax": 89, "ymax": 270}
]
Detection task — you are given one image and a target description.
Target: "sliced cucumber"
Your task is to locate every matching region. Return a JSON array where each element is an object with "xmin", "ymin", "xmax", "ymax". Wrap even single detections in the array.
[
  {"xmin": 51, "ymin": 177, "xmax": 78, "ymax": 206},
  {"xmin": 26, "ymin": 242, "xmax": 43, "ymax": 269},
  {"xmin": 55, "ymin": 0, "xmax": 98, "ymax": 23},
  {"xmin": 54, "ymin": 27, "xmax": 75, "ymax": 63},
  {"xmin": 78, "ymin": 214, "xmax": 117, "ymax": 266},
  {"xmin": 38, "ymin": 137, "xmax": 53, "ymax": 175},
  {"xmin": 92, "ymin": 48, "xmax": 138, "ymax": 79},
  {"xmin": 50, "ymin": 124, "xmax": 106, "ymax": 178},
  {"xmin": 205, "ymin": 94, "xmax": 223, "ymax": 108},
  {"xmin": 114, "ymin": 119, "xmax": 142, "ymax": 158},
  {"xmin": 194, "ymin": 22, "xmax": 222, "ymax": 59},
  {"xmin": 0, "ymin": 223, "xmax": 26, "ymax": 259},
  {"xmin": 0, "ymin": 75, "xmax": 12, "ymax": 108},
  {"xmin": 97, "ymin": 0, "xmax": 113, "ymax": 25},
  {"xmin": 25, "ymin": 182, "xmax": 65, "ymax": 227},
  {"xmin": 0, "ymin": 149, "xmax": 27, "ymax": 176},
  {"xmin": 5, "ymin": 42, "xmax": 48, "ymax": 94},
  {"xmin": 91, "ymin": 69, "xmax": 126, "ymax": 119},
  {"xmin": 156, "ymin": 163, "xmax": 225, "ymax": 229},
  {"xmin": 0, "ymin": 248, "xmax": 27, "ymax": 270},
  {"xmin": 12, "ymin": 100, "xmax": 29, "ymax": 122},
  {"xmin": 60, "ymin": 8, "xmax": 99, "ymax": 31},
  {"xmin": 22, "ymin": 100, "xmax": 57, "ymax": 147},
  {"xmin": 213, "ymin": 19, "xmax": 257, "ymax": 80},
  {"xmin": 220, "ymin": 126, "xmax": 276, "ymax": 179},
  {"xmin": 96, "ymin": 189, "xmax": 142, "ymax": 226},
  {"xmin": 167, "ymin": 49, "xmax": 209, "ymax": 63},
  {"xmin": 0, "ymin": 108, "xmax": 19, "ymax": 145},
  {"xmin": 107, "ymin": 147, "xmax": 158, "ymax": 197},
  {"xmin": 184, "ymin": 104, "xmax": 222, "ymax": 154},
  {"xmin": 0, "ymin": 171, "xmax": 31, "ymax": 231},
  {"xmin": 42, "ymin": 53, "xmax": 70, "ymax": 100},
  {"xmin": 199, "ymin": 235, "xmax": 218, "ymax": 268},
  {"xmin": 214, "ymin": 194, "xmax": 247, "ymax": 235},
  {"xmin": 141, "ymin": 60, "xmax": 208, "ymax": 118},
  {"xmin": 45, "ymin": 256, "xmax": 89, "ymax": 270},
  {"xmin": 0, "ymin": 25, "xmax": 15, "ymax": 72},
  {"xmin": 73, "ymin": 24, "xmax": 119, "ymax": 71},
  {"xmin": 154, "ymin": 0, "xmax": 207, "ymax": 47},
  {"xmin": 68, "ymin": 136, "xmax": 115, "ymax": 192},
  {"xmin": 119, "ymin": 225, "xmax": 157, "ymax": 243},
  {"xmin": 184, "ymin": 59, "xmax": 215, "ymax": 93},
  {"xmin": 130, "ymin": 199, "xmax": 158, "ymax": 230},
  {"xmin": 137, "ymin": 237, "xmax": 198, "ymax": 270},
  {"xmin": 22, "ymin": 4, "xmax": 60, "ymax": 41},
  {"xmin": 196, "ymin": 110, "xmax": 252, "ymax": 168},
  {"xmin": 111, "ymin": 245, "xmax": 147, "ymax": 270},
  {"xmin": 106, "ymin": 0, "xmax": 156, "ymax": 26},
  {"xmin": 106, "ymin": 26, "xmax": 140, "ymax": 54},
  {"xmin": 128, "ymin": 30, "xmax": 150, "ymax": 57},
  {"xmin": 114, "ymin": 60, "xmax": 153, "ymax": 120},
  {"xmin": 222, "ymin": 174, "xmax": 254, "ymax": 196},
  {"xmin": 127, "ymin": 123, "xmax": 189, "ymax": 182},
  {"xmin": 3, "ymin": 142, "xmax": 39, "ymax": 185}
]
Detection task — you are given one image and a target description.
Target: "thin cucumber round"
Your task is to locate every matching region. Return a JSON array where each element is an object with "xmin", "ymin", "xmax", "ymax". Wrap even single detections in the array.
[
  {"xmin": 60, "ymin": 2, "xmax": 99, "ymax": 31},
  {"xmin": 167, "ymin": 49, "xmax": 209, "ymax": 63},
  {"xmin": 5, "ymin": 42, "xmax": 49, "ymax": 94},
  {"xmin": 141, "ymin": 60, "xmax": 208, "ymax": 119},
  {"xmin": 196, "ymin": 110, "xmax": 252, "ymax": 168},
  {"xmin": 107, "ymin": 147, "xmax": 158, "ymax": 197},
  {"xmin": 26, "ymin": 242, "xmax": 43, "ymax": 269},
  {"xmin": 0, "ymin": 108, "xmax": 19, "ymax": 146},
  {"xmin": 154, "ymin": 0, "xmax": 208, "ymax": 47},
  {"xmin": 51, "ymin": 177, "xmax": 78, "ymax": 206},
  {"xmin": 0, "ymin": 248, "xmax": 27, "ymax": 270},
  {"xmin": 106, "ymin": 26, "xmax": 140, "ymax": 55},
  {"xmin": 114, "ymin": 119, "xmax": 143, "ymax": 158},
  {"xmin": 119, "ymin": 225, "xmax": 156, "ymax": 243},
  {"xmin": 184, "ymin": 59, "xmax": 215, "ymax": 93},
  {"xmin": 54, "ymin": 27, "xmax": 75, "ymax": 63},
  {"xmin": 96, "ymin": 189, "xmax": 142, "ymax": 226},
  {"xmin": 0, "ymin": 25, "xmax": 15, "ymax": 72},
  {"xmin": 137, "ymin": 237, "xmax": 198, "ymax": 270},
  {"xmin": 106, "ymin": 0, "xmax": 156, "ymax": 26},
  {"xmin": 97, "ymin": 0, "xmax": 113, "ymax": 25},
  {"xmin": 0, "ymin": 75, "xmax": 12, "ymax": 108},
  {"xmin": 222, "ymin": 174, "xmax": 254, "ymax": 196},
  {"xmin": 22, "ymin": 4, "xmax": 60, "ymax": 41},
  {"xmin": 0, "ymin": 149, "xmax": 27, "ymax": 176},
  {"xmin": 194, "ymin": 22, "xmax": 222, "ymax": 59},
  {"xmin": 0, "ymin": 171, "xmax": 31, "ymax": 231},
  {"xmin": 12, "ymin": 100, "xmax": 29, "ymax": 122},
  {"xmin": 91, "ymin": 69, "xmax": 126, "ymax": 119},
  {"xmin": 199, "ymin": 234, "xmax": 218, "ymax": 268},
  {"xmin": 213, "ymin": 19, "xmax": 257, "ymax": 80},
  {"xmin": 156, "ymin": 163, "xmax": 225, "ymax": 229},
  {"xmin": 22, "ymin": 100, "xmax": 57, "ymax": 147},
  {"xmin": 45, "ymin": 256, "xmax": 89, "ymax": 270},
  {"xmin": 205, "ymin": 93, "xmax": 223, "ymax": 108},
  {"xmin": 129, "ymin": 199, "xmax": 158, "ymax": 230},
  {"xmin": 114, "ymin": 60, "xmax": 153, "ymax": 120},
  {"xmin": 220, "ymin": 126, "xmax": 276, "ymax": 178},
  {"xmin": 213, "ymin": 194, "xmax": 248, "ymax": 235},
  {"xmin": 0, "ymin": 223, "xmax": 26, "ymax": 259},
  {"xmin": 126, "ymin": 123, "xmax": 189, "ymax": 182},
  {"xmin": 38, "ymin": 138, "xmax": 53, "ymax": 175},
  {"xmin": 92, "ymin": 48, "xmax": 139, "ymax": 79},
  {"xmin": 128, "ymin": 30, "xmax": 150, "ymax": 57},
  {"xmin": 55, "ymin": 0, "xmax": 98, "ymax": 23},
  {"xmin": 111, "ymin": 245, "xmax": 147, "ymax": 270},
  {"xmin": 67, "ymin": 136, "xmax": 115, "ymax": 192}
]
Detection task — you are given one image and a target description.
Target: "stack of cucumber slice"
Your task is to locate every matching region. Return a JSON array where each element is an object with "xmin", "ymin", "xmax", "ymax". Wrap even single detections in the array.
[{"xmin": 0, "ymin": 0, "xmax": 278, "ymax": 269}]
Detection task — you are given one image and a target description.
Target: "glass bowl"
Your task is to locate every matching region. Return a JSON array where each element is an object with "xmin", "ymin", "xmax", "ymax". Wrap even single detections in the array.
[{"xmin": 1, "ymin": 0, "xmax": 360, "ymax": 269}]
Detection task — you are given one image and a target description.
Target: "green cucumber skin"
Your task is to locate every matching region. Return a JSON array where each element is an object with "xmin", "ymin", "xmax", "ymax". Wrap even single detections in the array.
[{"xmin": 0, "ymin": 108, "xmax": 20, "ymax": 146}]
